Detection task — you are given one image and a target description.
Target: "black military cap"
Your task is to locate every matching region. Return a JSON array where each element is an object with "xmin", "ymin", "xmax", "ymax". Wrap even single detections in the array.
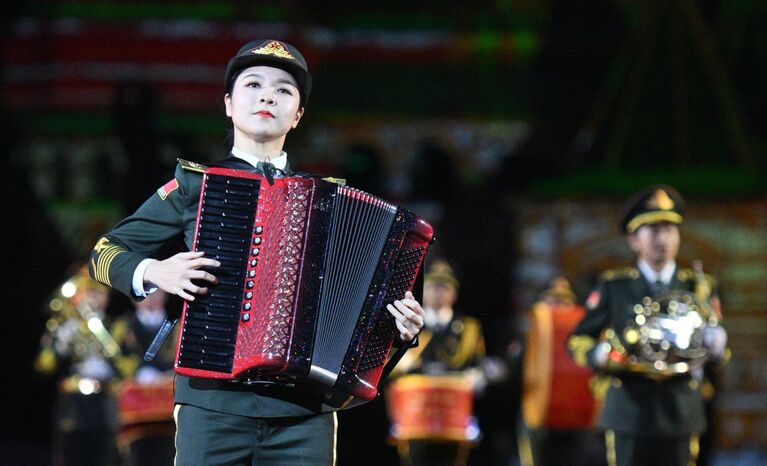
[
  {"xmin": 424, "ymin": 259, "xmax": 460, "ymax": 290},
  {"xmin": 225, "ymin": 39, "xmax": 312, "ymax": 107},
  {"xmin": 619, "ymin": 184, "xmax": 686, "ymax": 234}
]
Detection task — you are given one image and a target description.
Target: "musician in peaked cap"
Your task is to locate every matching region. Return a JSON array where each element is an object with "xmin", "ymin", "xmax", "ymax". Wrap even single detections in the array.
[
  {"xmin": 88, "ymin": 39, "xmax": 426, "ymax": 465},
  {"xmin": 566, "ymin": 185, "xmax": 729, "ymax": 466},
  {"xmin": 387, "ymin": 259, "xmax": 492, "ymax": 466}
]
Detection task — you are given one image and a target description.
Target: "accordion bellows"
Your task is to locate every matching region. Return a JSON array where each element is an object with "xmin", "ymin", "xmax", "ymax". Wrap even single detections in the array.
[{"xmin": 174, "ymin": 167, "xmax": 433, "ymax": 406}]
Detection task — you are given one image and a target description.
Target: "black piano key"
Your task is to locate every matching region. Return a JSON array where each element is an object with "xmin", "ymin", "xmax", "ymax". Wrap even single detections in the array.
[
  {"xmin": 206, "ymin": 177, "xmax": 260, "ymax": 190},
  {"xmin": 208, "ymin": 289, "xmax": 242, "ymax": 300},
  {"xmin": 199, "ymin": 207, "xmax": 251, "ymax": 221},
  {"xmin": 181, "ymin": 331, "xmax": 236, "ymax": 347},
  {"xmin": 178, "ymin": 171, "xmax": 263, "ymax": 375},
  {"xmin": 200, "ymin": 213, "xmax": 253, "ymax": 228},
  {"xmin": 176, "ymin": 357, "xmax": 232, "ymax": 371},
  {"xmin": 180, "ymin": 343, "xmax": 234, "ymax": 358},
  {"xmin": 203, "ymin": 190, "xmax": 257, "ymax": 203},
  {"xmin": 198, "ymin": 230, "xmax": 250, "ymax": 245},
  {"xmin": 199, "ymin": 221, "xmax": 252, "ymax": 232}
]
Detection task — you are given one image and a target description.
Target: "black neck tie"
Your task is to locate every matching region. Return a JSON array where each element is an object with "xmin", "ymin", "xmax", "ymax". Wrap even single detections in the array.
[
  {"xmin": 652, "ymin": 279, "xmax": 668, "ymax": 296},
  {"xmin": 256, "ymin": 161, "xmax": 276, "ymax": 185}
]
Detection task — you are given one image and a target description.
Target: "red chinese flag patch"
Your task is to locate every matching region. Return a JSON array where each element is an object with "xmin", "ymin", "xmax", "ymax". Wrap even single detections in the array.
[
  {"xmin": 157, "ymin": 178, "xmax": 179, "ymax": 200},
  {"xmin": 585, "ymin": 290, "xmax": 601, "ymax": 310}
]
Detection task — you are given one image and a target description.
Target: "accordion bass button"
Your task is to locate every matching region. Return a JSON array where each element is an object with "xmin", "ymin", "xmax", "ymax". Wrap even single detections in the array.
[
  {"xmin": 252, "ymin": 248, "xmax": 260, "ymax": 256},
  {"xmin": 255, "ymin": 226, "xmax": 263, "ymax": 234},
  {"xmin": 245, "ymin": 292, "xmax": 253, "ymax": 299},
  {"xmin": 243, "ymin": 303, "xmax": 252, "ymax": 311},
  {"xmin": 253, "ymin": 237, "xmax": 262, "ymax": 245},
  {"xmin": 242, "ymin": 313, "xmax": 250, "ymax": 322},
  {"xmin": 246, "ymin": 281, "xmax": 254, "ymax": 289},
  {"xmin": 250, "ymin": 259, "xmax": 258, "ymax": 267}
]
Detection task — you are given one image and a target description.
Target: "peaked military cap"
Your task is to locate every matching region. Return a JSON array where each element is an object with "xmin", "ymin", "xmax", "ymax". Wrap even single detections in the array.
[
  {"xmin": 424, "ymin": 259, "xmax": 460, "ymax": 290},
  {"xmin": 538, "ymin": 276, "xmax": 577, "ymax": 304},
  {"xmin": 619, "ymin": 184, "xmax": 686, "ymax": 234},
  {"xmin": 225, "ymin": 39, "xmax": 312, "ymax": 106}
]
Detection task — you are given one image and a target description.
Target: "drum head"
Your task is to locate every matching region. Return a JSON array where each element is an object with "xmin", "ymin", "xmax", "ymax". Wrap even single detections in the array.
[{"xmin": 386, "ymin": 374, "xmax": 477, "ymax": 442}]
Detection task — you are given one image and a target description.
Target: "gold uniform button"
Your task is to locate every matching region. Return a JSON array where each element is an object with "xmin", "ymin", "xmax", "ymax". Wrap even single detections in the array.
[{"xmin": 688, "ymin": 379, "xmax": 700, "ymax": 390}]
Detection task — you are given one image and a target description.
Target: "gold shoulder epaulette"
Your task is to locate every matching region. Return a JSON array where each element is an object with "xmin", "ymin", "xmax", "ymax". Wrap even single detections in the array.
[
  {"xmin": 322, "ymin": 177, "xmax": 346, "ymax": 186},
  {"xmin": 461, "ymin": 316, "xmax": 481, "ymax": 329},
  {"xmin": 601, "ymin": 267, "xmax": 640, "ymax": 281},
  {"xmin": 177, "ymin": 158, "xmax": 207, "ymax": 173},
  {"xmin": 676, "ymin": 268, "xmax": 717, "ymax": 286}
]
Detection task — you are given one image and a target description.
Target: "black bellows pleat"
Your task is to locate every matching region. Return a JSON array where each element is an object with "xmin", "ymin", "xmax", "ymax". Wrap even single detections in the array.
[{"xmin": 313, "ymin": 189, "xmax": 396, "ymax": 376}]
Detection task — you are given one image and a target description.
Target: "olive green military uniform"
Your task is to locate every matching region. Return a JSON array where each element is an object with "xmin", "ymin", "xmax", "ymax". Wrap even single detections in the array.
[
  {"xmin": 403, "ymin": 314, "xmax": 485, "ymax": 375},
  {"xmin": 89, "ymin": 156, "xmax": 341, "ymax": 465},
  {"xmin": 567, "ymin": 266, "xmax": 718, "ymax": 466}
]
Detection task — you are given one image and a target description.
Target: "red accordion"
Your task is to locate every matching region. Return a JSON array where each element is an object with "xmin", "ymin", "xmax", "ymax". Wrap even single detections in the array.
[{"xmin": 174, "ymin": 167, "xmax": 433, "ymax": 407}]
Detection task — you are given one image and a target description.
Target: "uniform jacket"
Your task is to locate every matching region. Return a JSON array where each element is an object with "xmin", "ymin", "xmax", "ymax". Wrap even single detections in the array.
[
  {"xmin": 567, "ymin": 265, "xmax": 720, "ymax": 436},
  {"xmin": 395, "ymin": 313, "xmax": 485, "ymax": 376},
  {"xmin": 89, "ymin": 156, "xmax": 341, "ymax": 417}
]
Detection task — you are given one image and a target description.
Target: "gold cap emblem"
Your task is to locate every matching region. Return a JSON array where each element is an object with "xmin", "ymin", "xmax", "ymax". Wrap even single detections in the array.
[
  {"xmin": 251, "ymin": 41, "xmax": 295, "ymax": 61},
  {"xmin": 646, "ymin": 189, "xmax": 674, "ymax": 210}
]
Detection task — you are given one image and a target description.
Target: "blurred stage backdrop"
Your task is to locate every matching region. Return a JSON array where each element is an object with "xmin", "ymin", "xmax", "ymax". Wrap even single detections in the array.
[{"xmin": 2, "ymin": 1, "xmax": 766, "ymax": 465}]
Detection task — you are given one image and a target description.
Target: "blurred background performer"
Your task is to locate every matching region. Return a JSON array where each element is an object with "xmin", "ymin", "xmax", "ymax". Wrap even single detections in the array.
[
  {"xmin": 518, "ymin": 277, "xmax": 605, "ymax": 466},
  {"xmin": 33, "ymin": 266, "xmax": 125, "ymax": 466},
  {"xmin": 387, "ymin": 259, "xmax": 497, "ymax": 466},
  {"xmin": 112, "ymin": 289, "xmax": 176, "ymax": 466},
  {"xmin": 566, "ymin": 185, "xmax": 729, "ymax": 466}
]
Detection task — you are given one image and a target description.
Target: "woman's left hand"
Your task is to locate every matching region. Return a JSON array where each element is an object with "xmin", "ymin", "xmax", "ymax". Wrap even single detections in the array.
[{"xmin": 387, "ymin": 290, "xmax": 425, "ymax": 341}]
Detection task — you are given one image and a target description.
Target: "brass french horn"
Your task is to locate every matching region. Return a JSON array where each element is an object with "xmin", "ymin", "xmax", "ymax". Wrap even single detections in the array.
[
  {"xmin": 603, "ymin": 261, "xmax": 720, "ymax": 378},
  {"xmin": 43, "ymin": 272, "xmax": 121, "ymax": 360}
]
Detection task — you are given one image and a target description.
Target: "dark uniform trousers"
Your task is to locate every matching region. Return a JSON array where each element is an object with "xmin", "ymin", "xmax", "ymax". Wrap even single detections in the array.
[
  {"xmin": 53, "ymin": 391, "xmax": 119, "ymax": 466},
  {"xmin": 568, "ymin": 266, "xmax": 718, "ymax": 466},
  {"xmin": 608, "ymin": 430, "xmax": 696, "ymax": 466},
  {"xmin": 174, "ymin": 404, "xmax": 336, "ymax": 466}
]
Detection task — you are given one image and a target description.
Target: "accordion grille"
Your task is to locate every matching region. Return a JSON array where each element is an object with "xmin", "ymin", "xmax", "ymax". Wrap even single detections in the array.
[
  {"xmin": 237, "ymin": 181, "xmax": 311, "ymax": 364},
  {"xmin": 358, "ymin": 246, "xmax": 426, "ymax": 372}
]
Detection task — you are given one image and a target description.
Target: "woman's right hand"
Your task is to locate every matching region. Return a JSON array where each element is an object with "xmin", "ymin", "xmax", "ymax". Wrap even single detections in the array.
[{"xmin": 144, "ymin": 251, "xmax": 220, "ymax": 301}]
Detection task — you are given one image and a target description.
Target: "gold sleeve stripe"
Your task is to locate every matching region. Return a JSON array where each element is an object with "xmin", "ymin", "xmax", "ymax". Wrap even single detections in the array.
[
  {"xmin": 96, "ymin": 246, "xmax": 123, "ymax": 285},
  {"xmin": 94, "ymin": 245, "xmax": 125, "ymax": 286},
  {"xmin": 567, "ymin": 335, "xmax": 596, "ymax": 367}
]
